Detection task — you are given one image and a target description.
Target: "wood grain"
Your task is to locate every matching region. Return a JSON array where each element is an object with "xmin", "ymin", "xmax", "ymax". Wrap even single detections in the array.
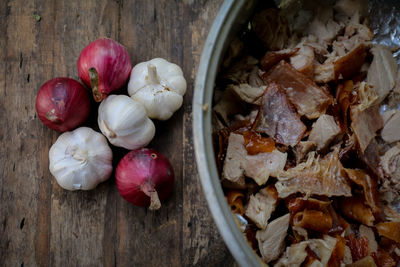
[{"xmin": 0, "ymin": 0, "xmax": 233, "ymax": 266}]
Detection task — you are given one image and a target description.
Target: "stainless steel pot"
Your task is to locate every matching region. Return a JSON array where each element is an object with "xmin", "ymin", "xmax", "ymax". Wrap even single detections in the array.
[
  {"xmin": 193, "ymin": 0, "xmax": 400, "ymax": 266},
  {"xmin": 193, "ymin": 0, "xmax": 262, "ymax": 266}
]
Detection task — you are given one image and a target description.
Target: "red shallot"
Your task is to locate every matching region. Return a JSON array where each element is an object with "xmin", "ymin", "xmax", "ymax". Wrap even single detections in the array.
[
  {"xmin": 35, "ymin": 77, "xmax": 90, "ymax": 132},
  {"xmin": 115, "ymin": 148, "xmax": 174, "ymax": 210},
  {"xmin": 77, "ymin": 38, "xmax": 132, "ymax": 102}
]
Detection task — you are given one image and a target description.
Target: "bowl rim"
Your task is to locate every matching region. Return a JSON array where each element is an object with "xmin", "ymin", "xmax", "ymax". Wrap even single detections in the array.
[{"xmin": 192, "ymin": 0, "xmax": 262, "ymax": 266}]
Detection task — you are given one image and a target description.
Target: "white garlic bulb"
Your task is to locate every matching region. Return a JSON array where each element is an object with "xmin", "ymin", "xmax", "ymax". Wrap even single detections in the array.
[
  {"xmin": 127, "ymin": 58, "xmax": 187, "ymax": 120},
  {"xmin": 49, "ymin": 127, "xmax": 113, "ymax": 190},
  {"xmin": 98, "ymin": 95, "xmax": 155, "ymax": 149}
]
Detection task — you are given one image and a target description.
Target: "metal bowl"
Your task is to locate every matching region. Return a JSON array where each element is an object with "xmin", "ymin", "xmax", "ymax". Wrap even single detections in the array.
[
  {"xmin": 192, "ymin": 0, "xmax": 262, "ymax": 266},
  {"xmin": 193, "ymin": 0, "xmax": 400, "ymax": 266}
]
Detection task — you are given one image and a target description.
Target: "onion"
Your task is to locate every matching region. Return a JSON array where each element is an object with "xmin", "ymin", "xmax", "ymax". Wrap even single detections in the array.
[
  {"xmin": 77, "ymin": 38, "xmax": 132, "ymax": 102},
  {"xmin": 35, "ymin": 77, "xmax": 90, "ymax": 132},
  {"xmin": 116, "ymin": 148, "xmax": 174, "ymax": 210}
]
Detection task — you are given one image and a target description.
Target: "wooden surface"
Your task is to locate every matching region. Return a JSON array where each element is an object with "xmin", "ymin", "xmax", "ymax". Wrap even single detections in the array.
[{"xmin": 0, "ymin": 0, "xmax": 237, "ymax": 266}]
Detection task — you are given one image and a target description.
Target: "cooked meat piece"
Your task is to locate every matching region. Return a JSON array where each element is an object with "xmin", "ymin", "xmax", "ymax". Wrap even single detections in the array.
[
  {"xmin": 256, "ymin": 214, "xmax": 290, "ymax": 263},
  {"xmin": 262, "ymin": 61, "xmax": 332, "ymax": 119},
  {"xmin": 314, "ymin": 43, "xmax": 368, "ymax": 83},
  {"xmin": 339, "ymin": 197, "xmax": 375, "ymax": 226},
  {"xmin": 309, "ymin": 114, "xmax": 342, "ymax": 150},
  {"xmin": 334, "ymin": 0, "xmax": 369, "ymax": 23},
  {"xmin": 380, "ymin": 143, "xmax": 400, "ymax": 194},
  {"xmin": 274, "ymin": 242, "xmax": 309, "ymax": 267},
  {"xmin": 334, "ymin": 43, "xmax": 367, "ymax": 80},
  {"xmin": 381, "ymin": 111, "xmax": 400, "ymax": 143},
  {"xmin": 359, "ymin": 225, "xmax": 378, "ymax": 254},
  {"xmin": 305, "ymin": 6, "xmax": 343, "ymax": 45},
  {"xmin": 275, "ymin": 236, "xmax": 337, "ymax": 267},
  {"xmin": 256, "ymin": 82, "xmax": 306, "ymax": 147},
  {"xmin": 290, "ymin": 45, "xmax": 314, "ymax": 78},
  {"xmin": 351, "ymin": 104, "xmax": 383, "ymax": 153},
  {"xmin": 344, "ymin": 169, "xmax": 380, "ymax": 214},
  {"xmin": 343, "ymin": 245, "xmax": 353, "ymax": 265},
  {"xmin": 292, "ymin": 226, "xmax": 308, "ymax": 241},
  {"xmin": 245, "ymin": 187, "xmax": 278, "ymax": 229},
  {"xmin": 276, "ymin": 150, "xmax": 352, "ymax": 198},
  {"xmin": 376, "ymin": 222, "xmax": 400, "ymax": 243},
  {"xmin": 228, "ymin": 84, "xmax": 265, "ymax": 105},
  {"xmin": 308, "ymin": 235, "xmax": 338, "ymax": 266},
  {"xmin": 222, "ymin": 133, "xmax": 246, "ymax": 188},
  {"xmin": 348, "ymin": 256, "xmax": 377, "ymax": 267},
  {"xmin": 248, "ymin": 67, "xmax": 265, "ymax": 88},
  {"xmin": 221, "ymin": 55, "xmax": 259, "ymax": 85},
  {"xmin": 244, "ymin": 148, "xmax": 287, "ymax": 186},
  {"xmin": 367, "ymin": 45, "xmax": 398, "ymax": 103},
  {"xmin": 222, "ymin": 133, "xmax": 287, "ymax": 186},
  {"xmin": 213, "ymin": 88, "xmax": 245, "ymax": 125},
  {"xmin": 383, "ymin": 204, "xmax": 400, "ymax": 222},
  {"xmin": 381, "ymin": 109, "xmax": 397, "ymax": 126},
  {"xmin": 362, "ymin": 138, "xmax": 384, "ymax": 178},
  {"xmin": 357, "ymin": 82, "xmax": 378, "ymax": 111},
  {"xmin": 294, "ymin": 141, "xmax": 317, "ymax": 164},
  {"xmin": 314, "ymin": 59, "xmax": 336, "ymax": 83},
  {"xmin": 260, "ymin": 48, "xmax": 299, "ymax": 71},
  {"xmin": 252, "ymin": 9, "xmax": 289, "ymax": 50},
  {"xmin": 221, "ymin": 37, "xmax": 244, "ymax": 69}
]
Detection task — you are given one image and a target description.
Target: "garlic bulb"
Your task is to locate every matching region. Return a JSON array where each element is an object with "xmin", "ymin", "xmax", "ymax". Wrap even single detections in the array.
[
  {"xmin": 127, "ymin": 58, "xmax": 187, "ymax": 120},
  {"xmin": 98, "ymin": 95, "xmax": 155, "ymax": 149},
  {"xmin": 49, "ymin": 127, "xmax": 113, "ymax": 190}
]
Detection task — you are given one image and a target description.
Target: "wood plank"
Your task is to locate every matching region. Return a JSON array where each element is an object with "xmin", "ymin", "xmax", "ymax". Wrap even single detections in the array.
[
  {"xmin": 181, "ymin": 1, "xmax": 236, "ymax": 266},
  {"xmin": 118, "ymin": 1, "xmax": 184, "ymax": 266}
]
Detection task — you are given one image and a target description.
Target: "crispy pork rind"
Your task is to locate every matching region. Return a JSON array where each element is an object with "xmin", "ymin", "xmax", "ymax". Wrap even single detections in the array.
[
  {"xmin": 256, "ymin": 82, "xmax": 306, "ymax": 147},
  {"xmin": 260, "ymin": 48, "xmax": 299, "ymax": 71},
  {"xmin": 339, "ymin": 196, "xmax": 375, "ymax": 226},
  {"xmin": 262, "ymin": 61, "xmax": 332, "ymax": 119},
  {"xmin": 275, "ymin": 150, "xmax": 352, "ymax": 198}
]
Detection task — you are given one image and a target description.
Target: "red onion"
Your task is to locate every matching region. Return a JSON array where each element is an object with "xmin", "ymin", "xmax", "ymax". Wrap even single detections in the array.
[
  {"xmin": 116, "ymin": 148, "xmax": 174, "ymax": 210},
  {"xmin": 77, "ymin": 38, "xmax": 132, "ymax": 102},
  {"xmin": 35, "ymin": 77, "xmax": 90, "ymax": 132}
]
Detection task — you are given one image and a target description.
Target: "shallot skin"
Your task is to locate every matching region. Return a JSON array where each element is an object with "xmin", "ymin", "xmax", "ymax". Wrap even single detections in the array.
[
  {"xmin": 35, "ymin": 77, "xmax": 90, "ymax": 132},
  {"xmin": 116, "ymin": 148, "xmax": 174, "ymax": 209},
  {"xmin": 77, "ymin": 38, "xmax": 132, "ymax": 102}
]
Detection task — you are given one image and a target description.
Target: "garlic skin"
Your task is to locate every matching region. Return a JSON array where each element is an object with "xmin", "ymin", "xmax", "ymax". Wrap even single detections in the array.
[
  {"xmin": 98, "ymin": 95, "xmax": 155, "ymax": 149},
  {"xmin": 127, "ymin": 58, "xmax": 187, "ymax": 120},
  {"xmin": 49, "ymin": 127, "xmax": 113, "ymax": 190}
]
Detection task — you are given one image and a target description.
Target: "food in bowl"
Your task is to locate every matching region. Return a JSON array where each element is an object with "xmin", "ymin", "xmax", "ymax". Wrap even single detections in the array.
[{"xmin": 212, "ymin": 0, "xmax": 400, "ymax": 265}]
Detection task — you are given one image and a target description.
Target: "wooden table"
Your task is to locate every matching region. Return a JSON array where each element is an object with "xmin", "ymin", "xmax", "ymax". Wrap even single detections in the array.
[{"xmin": 0, "ymin": 0, "xmax": 236, "ymax": 266}]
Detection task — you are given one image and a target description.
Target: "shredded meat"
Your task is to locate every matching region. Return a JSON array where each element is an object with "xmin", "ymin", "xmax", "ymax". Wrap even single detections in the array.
[
  {"xmin": 262, "ymin": 61, "xmax": 332, "ymax": 119},
  {"xmin": 290, "ymin": 44, "xmax": 314, "ymax": 78},
  {"xmin": 276, "ymin": 150, "xmax": 352, "ymax": 198},
  {"xmin": 256, "ymin": 82, "xmax": 306, "ymax": 147}
]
